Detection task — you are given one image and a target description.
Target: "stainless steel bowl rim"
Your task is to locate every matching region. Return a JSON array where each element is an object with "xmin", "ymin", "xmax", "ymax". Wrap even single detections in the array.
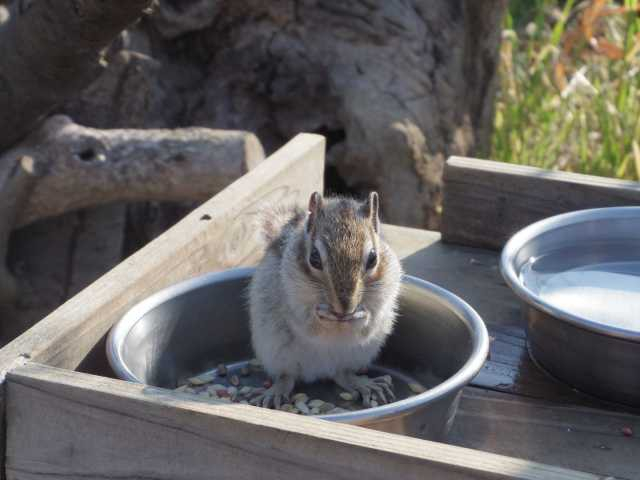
[
  {"xmin": 108, "ymin": 267, "xmax": 490, "ymax": 424},
  {"xmin": 500, "ymin": 206, "xmax": 640, "ymax": 342}
]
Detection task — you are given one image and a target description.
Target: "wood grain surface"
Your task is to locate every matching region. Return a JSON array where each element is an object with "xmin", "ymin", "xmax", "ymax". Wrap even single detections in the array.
[
  {"xmin": 5, "ymin": 362, "xmax": 607, "ymax": 480},
  {"xmin": 441, "ymin": 156, "xmax": 640, "ymax": 250},
  {"xmin": 0, "ymin": 133, "xmax": 325, "ymax": 480}
]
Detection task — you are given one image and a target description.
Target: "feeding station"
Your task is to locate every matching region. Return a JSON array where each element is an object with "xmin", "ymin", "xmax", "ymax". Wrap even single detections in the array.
[{"xmin": 0, "ymin": 134, "xmax": 639, "ymax": 480}]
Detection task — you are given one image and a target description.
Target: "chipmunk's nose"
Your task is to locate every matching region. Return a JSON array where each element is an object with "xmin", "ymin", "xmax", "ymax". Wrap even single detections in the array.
[
  {"xmin": 334, "ymin": 296, "xmax": 358, "ymax": 316},
  {"xmin": 332, "ymin": 277, "xmax": 362, "ymax": 316}
]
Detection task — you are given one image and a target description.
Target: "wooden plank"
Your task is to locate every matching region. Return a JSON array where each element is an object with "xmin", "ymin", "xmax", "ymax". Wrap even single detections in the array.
[
  {"xmin": 0, "ymin": 133, "xmax": 325, "ymax": 374},
  {"xmin": 441, "ymin": 156, "xmax": 640, "ymax": 250},
  {"xmin": 4, "ymin": 362, "xmax": 608, "ymax": 480},
  {"xmin": 66, "ymin": 204, "xmax": 126, "ymax": 298},
  {"xmin": 450, "ymin": 388, "xmax": 640, "ymax": 480},
  {"xmin": 0, "ymin": 133, "xmax": 323, "ymax": 478}
]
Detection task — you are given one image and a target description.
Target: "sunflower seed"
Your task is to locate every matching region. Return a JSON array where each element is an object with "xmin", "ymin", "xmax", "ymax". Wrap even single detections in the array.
[
  {"xmin": 318, "ymin": 402, "xmax": 335, "ymax": 413},
  {"xmin": 310, "ymin": 407, "xmax": 320, "ymax": 415},
  {"xmin": 408, "ymin": 383, "xmax": 426, "ymax": 394},
  {"xmin": 230, "ymin": 375, "xmax": 240, "ymax": 386},
  {"xmin": 295, "ymin": 400, "xmax": 310, "ymax": 414},
  {"xmin": 249, "ymin": 358, "xmax": 263, "ymax": 370},
  {"xmin": 239, "ymin": 386, "xmax": 253, "ymax": 396},
  {"xmin": 379, "ymin": 375, "xmax": 393, "ymax": 385},
  {"xmin": 292, "ymin": 393, "xmax": 308, "ymax": 403},
  {"xmin": 308, "ymin": 399, "xmax": 324, "ymax": 408},
  {"xmin": 174, "ymin": 384, "xmax": 189, "ymax": 392},
  {"xmin": 328, "ymin": 407, "xmax": 349, "ymax": 414},
  {"xmin": 280, "ymin": 403, "xmax": 294, "ymax": 412},
  {"xmin": 370, "ymin": 400, "xmax": 379, "ymax": 407},
  {"xmin": 188, "ymin": 371, "xmax": 216, "ymax": 385},
  {"xmin": 339, "ymin": 392, "xmax": 354, "ymax": 401}
]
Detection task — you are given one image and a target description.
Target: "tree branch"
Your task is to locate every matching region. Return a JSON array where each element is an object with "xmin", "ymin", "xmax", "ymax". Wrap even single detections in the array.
[{"xmin": 1, "ymin": 115, "xmax": 265, "ymax": 228}]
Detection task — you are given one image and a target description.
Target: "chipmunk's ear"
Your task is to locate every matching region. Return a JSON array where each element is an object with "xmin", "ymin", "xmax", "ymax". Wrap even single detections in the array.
[
  {"xmin": 363, "ymin": 191, "xmax": 380, "ymax": 233},
  {"xmin": 307, "ymin": 191, "xmax": 323, "ymax": 234}
]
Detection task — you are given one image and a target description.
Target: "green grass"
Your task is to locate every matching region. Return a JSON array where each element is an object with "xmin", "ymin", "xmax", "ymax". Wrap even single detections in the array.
[{"xmin": 492, "ymin": 0, "xmax": 640, "ymax": 180}]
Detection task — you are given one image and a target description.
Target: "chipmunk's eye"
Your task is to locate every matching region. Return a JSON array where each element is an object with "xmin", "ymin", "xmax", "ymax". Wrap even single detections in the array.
[
  {"xmin": 366, "ymin": 249, "xmax": 377, "ymax": 270},
  {"xmin": 309, "ymin": 246, "xmax": 323, "ymax": 270}
]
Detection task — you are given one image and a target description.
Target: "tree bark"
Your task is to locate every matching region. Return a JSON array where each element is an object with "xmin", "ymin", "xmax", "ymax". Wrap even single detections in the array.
[
  {"xmin": 1, "ymin": 115, "xmax": 265, "ymax": 228},
  {"xmin": 0, "ymin": 0, "xmax": 153, "ymax": 150},
  {"xmin": 127, "ymin": 0, "xmax": 507, "ymax": 228}
]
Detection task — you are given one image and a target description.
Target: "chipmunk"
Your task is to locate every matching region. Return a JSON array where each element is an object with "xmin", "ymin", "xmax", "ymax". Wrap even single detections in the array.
[{"xmin": 248, "ymin": 191, "xmax": 403, "ymax": 408}]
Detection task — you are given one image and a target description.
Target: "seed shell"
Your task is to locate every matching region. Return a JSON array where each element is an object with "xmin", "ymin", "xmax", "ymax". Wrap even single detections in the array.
[
  {"xmin": 408, "ymin": 383, "xmax": 426, "ymax": 394},
  {"xmin": 187, "ymin": 371, "xmax": 216, "ymax": 385},
  {"xmin": 339, "ymin": 392, "xmax": 354, "ymax": 401},
  {"xmin": 318, "ymin": 402, "xmax": 335, "ymax": 414},
  {"xmin": 249, "ymin": 359, "xmax": 263, "ymax": 370},
  {"xmin": 295, "ymin": 400, "xmax": 310, "ymax": 414},
  {"xmin": 292, "ymin": 393, "xmax": 309, "ymax": 403}
]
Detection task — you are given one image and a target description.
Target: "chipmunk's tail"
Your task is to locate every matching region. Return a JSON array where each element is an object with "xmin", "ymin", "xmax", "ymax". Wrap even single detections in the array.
[{"xmin": 258, "ymin": 203, "xmax": 307, "ymax": 245}]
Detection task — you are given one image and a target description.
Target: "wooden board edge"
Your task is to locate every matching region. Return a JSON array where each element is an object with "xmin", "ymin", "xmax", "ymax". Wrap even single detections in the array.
[
  {"xmin": 0, "ymin": 133, "xmax": 325, "ymax": 373},
  {"xmin": 441, "ymin": 156, "xmax": 640, "ymax": 250},
  {"xmin": 3, "ymin": 362, "xmax": 610, "ymax": 480},
  {"xmin": 0, "ymin": 356, "xmax": 28, "ymax": 480},
  {"xmin": 445, "ymin": 156, "xmax": 640, "ymax": 191},
  {"xmin": 0, "ymin": 132, "xmax": 325, "ymax": 479}
]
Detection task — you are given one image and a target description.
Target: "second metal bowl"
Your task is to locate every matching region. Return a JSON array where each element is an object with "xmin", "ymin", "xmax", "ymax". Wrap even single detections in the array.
[{"xmin": 501, "ymin": 207, "xmax": 640, "ymax": 406}]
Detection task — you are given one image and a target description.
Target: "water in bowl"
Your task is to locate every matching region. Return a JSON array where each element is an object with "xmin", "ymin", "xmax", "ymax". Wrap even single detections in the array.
[{"xmin": 519, "ymin": 243, "xmax": 640, "ymax": 332}]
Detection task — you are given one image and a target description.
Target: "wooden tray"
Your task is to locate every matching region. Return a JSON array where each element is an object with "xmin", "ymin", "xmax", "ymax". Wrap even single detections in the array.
[{"xmin": 0, "ymin": 135, "xmax": 637, "ymax": 479}]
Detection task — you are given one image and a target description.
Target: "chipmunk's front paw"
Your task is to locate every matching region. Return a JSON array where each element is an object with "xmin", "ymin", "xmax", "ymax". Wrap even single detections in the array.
[
  {"xmin": 249, "ymin": 375, "xmax": 295, "ymax": 409},
  {"xmin": 334, "ymin": 370, "xmax": 395, "ymax": 407}
]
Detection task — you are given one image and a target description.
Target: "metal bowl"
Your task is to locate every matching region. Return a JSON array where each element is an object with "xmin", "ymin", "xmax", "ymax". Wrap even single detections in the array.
[
  {"xmin": 501, "ymin": 207, "xmax": 640, "ymax": 406},
  {"xmin": 107, "ymin": 267, "xmax": 489, "ymax": 440}
]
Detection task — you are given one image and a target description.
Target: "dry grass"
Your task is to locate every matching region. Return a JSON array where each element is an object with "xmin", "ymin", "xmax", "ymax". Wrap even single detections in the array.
[{"xmin": 493, "ymin": 0, "xmax": 640, "ymax": 180}]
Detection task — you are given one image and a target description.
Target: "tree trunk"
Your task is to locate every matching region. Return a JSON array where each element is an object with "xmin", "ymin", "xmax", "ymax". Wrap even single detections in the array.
[
  {"xmin": 0, "ymin": 0, "xmax": 507, "ymax": 334},
  {"xmin": 0, "ymin": 0, "xmax": 152, "ymax": 150},
  {"xmin": 115, "ymin": 0, "xmax": 507, "ymax": 228}
]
